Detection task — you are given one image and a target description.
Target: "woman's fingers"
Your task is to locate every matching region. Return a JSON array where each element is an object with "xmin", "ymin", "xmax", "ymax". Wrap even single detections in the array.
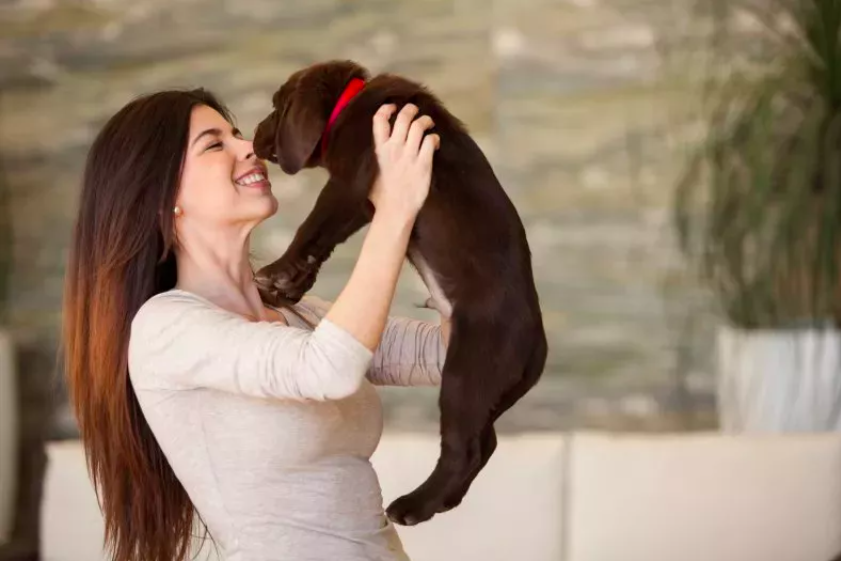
[
  {"xmin": 369, "ymin": 102, "xmax": 439, "ymax": 217},
  {"xmin": 373, "ymin": 104, "xmax": 397, "ymax": 147},
  {"xmin": 390, "ymin": 103, "xmax": 419, "ymax": 143},
  {"xmin": 406, "ymin": 115, "xmax": 435, "ymax": 155},
  {"xmin": 418, "ymin": 133, "xmax": 440, "ymax": 167},
  {"xmin": 373, "ymin": 103, "xmax": 438, "ymax": 159}
]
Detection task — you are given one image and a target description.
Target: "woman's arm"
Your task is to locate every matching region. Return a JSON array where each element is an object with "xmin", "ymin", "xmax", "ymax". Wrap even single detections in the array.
[
  {"xmin": 440, "ymin": 313, "xmax": 451, "ymax": 346},
  {"xmin": 128, "ymin": 291, "xmax": 374, "ymax": 401},
  {"xmin": 299, "ymin": 295, "xmax": 450, "ymax": 387},
  {"xmin": 322, "ymin": 211, "xmax": 414, "ymax": 351},
  {"xmin": 369, "ymin": 311, "xmax": 450, "ymax": 386},
  {"xmin": 323, "ymin": 103, "xmax": 439, "ymax": 352}
]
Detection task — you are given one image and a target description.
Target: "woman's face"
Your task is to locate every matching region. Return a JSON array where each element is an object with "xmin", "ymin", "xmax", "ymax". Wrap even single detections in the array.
[{"xmin": 175, "ymin": 104, "xmax": 277, "ymax": 232}]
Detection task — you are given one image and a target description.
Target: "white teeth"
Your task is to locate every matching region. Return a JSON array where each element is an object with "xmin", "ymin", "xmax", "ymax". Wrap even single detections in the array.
[{"xmin": 236, "ymin": 172, "xmax": 266, "ymax": 186}]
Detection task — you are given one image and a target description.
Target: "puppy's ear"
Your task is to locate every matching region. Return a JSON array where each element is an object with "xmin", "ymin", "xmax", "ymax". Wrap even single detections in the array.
[
  {"xmin": 275, "ymin": 82, "xmax": 326, "ymax": 175},
  {"xmin": 274, "ymin": 61, "xmax": 368, "ymax": 175}
]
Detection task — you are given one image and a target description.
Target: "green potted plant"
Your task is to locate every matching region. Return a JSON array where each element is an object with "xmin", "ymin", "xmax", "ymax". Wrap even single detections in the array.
[{"xmin": 674, "ymin": 0, "xmax": 841, "ymax": 431}]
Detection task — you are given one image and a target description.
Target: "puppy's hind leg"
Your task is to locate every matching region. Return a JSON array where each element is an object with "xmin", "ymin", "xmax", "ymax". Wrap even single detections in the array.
[
  {"xmin": 439, "ymin": 423, "xmax": 497, "ymax": 512},
  {"xmin": 443, "ymin": 328, "xmax": 548, "ymax": 510},
  {"xmin": 385, "ymin": 314, "xmax": 521, "ymax": 526}
]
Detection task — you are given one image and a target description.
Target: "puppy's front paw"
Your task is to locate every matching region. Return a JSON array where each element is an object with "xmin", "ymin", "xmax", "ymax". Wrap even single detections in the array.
[{"xmin": 254, "ymin": 253, "xmax": 321, "ymax": 304}]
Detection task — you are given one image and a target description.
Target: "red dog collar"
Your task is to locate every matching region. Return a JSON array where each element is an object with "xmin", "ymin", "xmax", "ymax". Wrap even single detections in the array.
[{"xmin": 321, "ymin": 77, "xmax": 366, "ymax": 156}]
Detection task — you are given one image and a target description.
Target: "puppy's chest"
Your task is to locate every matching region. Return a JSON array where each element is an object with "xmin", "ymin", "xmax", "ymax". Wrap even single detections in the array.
[{"xmin": 407, "ymin": 245, "xmax": 453, "ymax": 317}]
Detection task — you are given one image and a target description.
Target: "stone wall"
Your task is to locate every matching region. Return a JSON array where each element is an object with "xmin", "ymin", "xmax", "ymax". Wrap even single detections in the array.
[
  {"xmin": 0, "ymin": 0, "xmax": 729, "ymax": 556},
  {"xmin": 1, "ymin": 0, "xmax": 719, "ymax": 435}
]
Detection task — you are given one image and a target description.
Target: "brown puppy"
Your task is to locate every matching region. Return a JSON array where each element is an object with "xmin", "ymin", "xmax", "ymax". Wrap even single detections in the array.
[{"xmin": 252, "ymin": 60, "xmax": 548, "ymax": 526}]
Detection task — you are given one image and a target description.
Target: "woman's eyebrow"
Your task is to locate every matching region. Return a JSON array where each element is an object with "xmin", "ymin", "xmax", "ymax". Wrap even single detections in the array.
[
  {"xmin": 190, "ymin": 126, "xmax": 242, "ymax": 148},
  {"xmin": 191, "ymin": 128, "xmax": 222, "ymax": 148}
]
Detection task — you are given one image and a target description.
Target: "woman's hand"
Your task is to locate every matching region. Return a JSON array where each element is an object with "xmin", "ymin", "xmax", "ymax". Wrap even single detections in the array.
[
  {"xmin": 421, "ymin": 296, "xmax": 451, "ymax": 348},
  {"xmin": 369, "ymin": 103, "xmax": 440, "ymax": 221},
  {"xmin": 439, "ymin": 314, "xmax": 451, "ymax": 348}
]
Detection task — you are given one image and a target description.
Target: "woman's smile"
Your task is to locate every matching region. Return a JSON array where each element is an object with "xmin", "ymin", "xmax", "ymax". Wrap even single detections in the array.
[{"xmin": 233, "ymin": 163, "xmax": 271, "ymax": 190}]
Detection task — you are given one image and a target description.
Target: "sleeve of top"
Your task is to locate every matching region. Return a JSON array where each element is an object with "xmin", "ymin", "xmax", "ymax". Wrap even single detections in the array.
[
  {"xmin": 127, "ymin": 292, "xmax": 374, "ymax": 401},
  {"xmin": 298, "ymin": 295, "xmax": 445, "ymax": 387}
]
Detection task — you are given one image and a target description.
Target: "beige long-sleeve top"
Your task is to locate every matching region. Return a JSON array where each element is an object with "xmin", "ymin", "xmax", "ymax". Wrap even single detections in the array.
[{"xmin": 127, "ymin": 289, "xmax": 445, "ymax": 561}]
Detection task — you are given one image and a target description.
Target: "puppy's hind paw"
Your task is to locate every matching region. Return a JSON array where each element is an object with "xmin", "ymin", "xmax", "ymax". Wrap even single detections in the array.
[{"xmin": 385, "ymin": 494, "xmax": 437, "ymax": 527}]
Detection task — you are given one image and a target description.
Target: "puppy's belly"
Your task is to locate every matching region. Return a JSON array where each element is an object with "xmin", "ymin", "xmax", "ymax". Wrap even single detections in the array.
[{"xmin": 407, "ymin": 246, "xmax": 453, "ymax": 317}]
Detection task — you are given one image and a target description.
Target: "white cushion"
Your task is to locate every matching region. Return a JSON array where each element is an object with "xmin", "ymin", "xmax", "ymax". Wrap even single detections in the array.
[
  {"xmin": 41, "ymin": 441, "xmax": 107, "ymax": 561},
  {"xmin": 372, "ymin": 432, "xmax": 567, "ymax": 561},
  {"xmin": 42, "ymin": 434, "xmax": 568, "ymax": 561},
  {"xmin": 565, "ymin": 431, "xmax": 841, "ymax": 561},
  {"xmin": 42, "ymin": 431, "xmax": 841, "ymax": 561},
  {"xmin": 41, "ymin": 441, "xmax": 221, "ymax": 561}
]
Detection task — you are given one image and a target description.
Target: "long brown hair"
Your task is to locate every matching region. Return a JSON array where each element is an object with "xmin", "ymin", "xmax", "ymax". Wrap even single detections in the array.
[{"xmin": 62, "ymin": 89, "xmax": 232, "ymax": 561}]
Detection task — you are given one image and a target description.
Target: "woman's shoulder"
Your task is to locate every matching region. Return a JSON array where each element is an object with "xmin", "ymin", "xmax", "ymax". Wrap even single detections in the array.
[
  {"xmin": 127, "ymin": 290, "xmax": 221, "ymax": 384},
  {"xmin": 133, "ymin": 289, "xmax": 332, "ymax": 328},
  {"xmin": 131, "ymin": 289, "xmax": 333, "ymax": 332},
  {"xmin": 134, "ymin": 288, "xmax": 216, "ymax": 321},
  {"xmin": 130, "ymin": 289, "xmax": 228, "ymax": 344},
  {"xmin": 128, "ymin": 289, "xmax": 271, "ymax": 385}
]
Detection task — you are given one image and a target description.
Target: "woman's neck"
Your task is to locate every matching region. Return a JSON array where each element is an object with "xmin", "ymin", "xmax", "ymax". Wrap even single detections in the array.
[{"xmin": 173, "ymin": 235, "xmax": 281, "ymax": 323}]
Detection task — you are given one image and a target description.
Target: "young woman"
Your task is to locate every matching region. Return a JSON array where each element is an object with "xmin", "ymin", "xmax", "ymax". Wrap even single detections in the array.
[{"xmin": 62, "ymin": 88, "xmax": 448, "ymax": 561}]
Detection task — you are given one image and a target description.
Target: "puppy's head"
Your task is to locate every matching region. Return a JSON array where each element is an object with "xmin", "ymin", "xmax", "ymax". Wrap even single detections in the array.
[{"xmin": 253, "ymin": 60, "xmax": 368, "ymax": 175}]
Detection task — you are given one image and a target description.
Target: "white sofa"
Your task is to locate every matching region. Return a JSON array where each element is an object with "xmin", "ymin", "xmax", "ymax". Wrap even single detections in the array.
[{"xmin": 41, "ymin": 432, "xmax": 841, "ymax": 561}]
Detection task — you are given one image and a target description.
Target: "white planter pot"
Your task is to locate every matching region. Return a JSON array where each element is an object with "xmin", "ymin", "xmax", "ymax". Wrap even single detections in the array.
[
  {"xmin": 717, "ymin": 325, "xmax": 841, "ymax": 432},
  {"xmin": 0, "ymin": 328, "xmax": 16, "ymax": 543}
]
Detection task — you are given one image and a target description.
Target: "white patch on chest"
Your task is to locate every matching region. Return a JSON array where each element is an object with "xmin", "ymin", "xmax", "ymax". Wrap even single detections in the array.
[{"xmin": 407, "ymin": 246, "xmax": 453, "ymax": 317}]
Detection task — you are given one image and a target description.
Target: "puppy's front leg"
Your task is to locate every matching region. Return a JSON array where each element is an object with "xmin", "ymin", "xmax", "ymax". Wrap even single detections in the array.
[{"xmin": 255, "ymin": 177, "xmax": 372, "ymax": 303}]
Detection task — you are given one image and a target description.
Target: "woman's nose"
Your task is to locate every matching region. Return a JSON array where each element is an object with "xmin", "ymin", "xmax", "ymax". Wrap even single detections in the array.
[{"xmin": 237, "ymin": 137, "xmax": 256, "ymax": 161}]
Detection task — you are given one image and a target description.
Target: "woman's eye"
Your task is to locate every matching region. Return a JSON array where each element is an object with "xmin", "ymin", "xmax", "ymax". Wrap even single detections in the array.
[{"xmin": 206, "ymin": 142, "xmax": 223, "ymax": 151}]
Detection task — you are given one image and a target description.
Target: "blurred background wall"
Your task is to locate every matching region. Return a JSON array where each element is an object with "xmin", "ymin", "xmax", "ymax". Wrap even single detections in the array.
[{"xmin": 0, "ymin": 0, "xmax": 727, "ymax": 557}]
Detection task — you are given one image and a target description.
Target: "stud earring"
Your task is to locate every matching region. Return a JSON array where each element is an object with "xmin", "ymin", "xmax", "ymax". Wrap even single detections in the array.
[{"xmin": 173, "ymin": 206, "xmax": 182, "ymax": 216}]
